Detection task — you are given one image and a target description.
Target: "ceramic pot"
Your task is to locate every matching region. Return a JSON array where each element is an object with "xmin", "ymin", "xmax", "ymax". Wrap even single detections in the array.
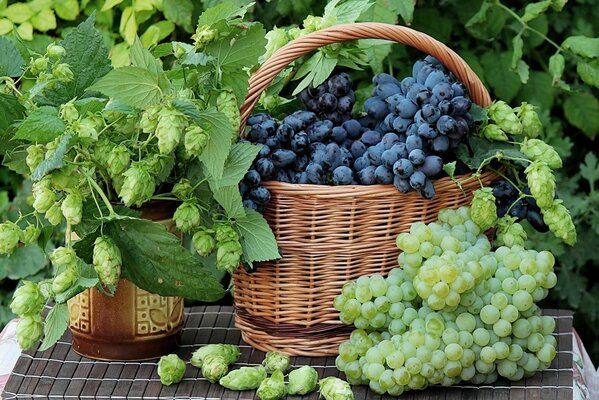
[{"xmin": 67, "ymin": 202, "xmax": 184, "ymax": 360}]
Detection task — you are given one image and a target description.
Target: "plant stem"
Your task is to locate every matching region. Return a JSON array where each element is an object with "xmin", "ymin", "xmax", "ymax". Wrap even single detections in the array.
[
  {"xmin": 86, "ymin": 174, "xmax": 116, "ymax": 217},
  {"xmin": 495, "ymin": 2, "xmax": 562, "ymax": 51}
]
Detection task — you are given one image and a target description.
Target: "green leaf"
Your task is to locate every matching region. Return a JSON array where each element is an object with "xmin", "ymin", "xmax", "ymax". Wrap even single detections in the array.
[
  {"xmin": 580, "ymin": 153, "xmax": 599, "ymax": 188},
  {"xmin": 54, "ymin": 262, "xmax": 99, "ymax": 304},
  {"xmin": 576, "ymin": 59, "xmax": 599, "ymax": 89},
  {"xmin": 197, "ymin": 1, "xmax": 253, "ymax": 27},
  {"xmin": 88, "ymin": 66, "xmax": 163, "ymax": 109},
  {"xmin": 38, "ymin": 303, "xmax": 69, "ymax": 352},
  {"xmin": 469, "ymin": 104, "xmax": 488, "ymax": 122},
  {"xmin": 220, "ymin": 142, "xmax": 261, "ymax": 187},
  {"xmin": 53, "ymin": 0, "xmax": 79, "ymax": 20},
  {"xmin": 562, "ymin": 35, "xmax": 599, "ymax": 59},
  {"xmin": 395, "ymin": 0, "xmax": 416, "ymax": 25},
  {"xmin": 13, "ymin": 106, "xmax": 65, "ymax": 142},
  {"xmin": 358, "ymin": 0, "xmax": 399, "ymax": 24},
  {"xmin": 511, "ymin": 33, "xmax": 523, "ymax": 69},
  {"xmin": 140, "ymin": 20, "xmax": 175, "ymax": 47},
  {"xmin": 130, "ymin": 38, "xmax": 172, "ymax": 92},
  {"xmin": 548, "ymin": 52, "xmax": 565, "ymax": 83},
  {"xmin": 236, "ymin": 208, "xmax": 280, "ymax": 264},
  {"xmin": 521, "ymin": 0, "xmax": 551, "ymax": 23},
  {"xmin": 74, "ymin": 97, "xmax": 106, "ymax": 116},
  {"xmin": 465, "ymin": 1, "xmax": 507, "ymax": 40},
  {"xmin": 0, "ymin": 245, "xmax": 46, "ymax": 280},
  {"xmin": 481, "ymin": 52, "xmax": 521, "ymax": 102},
  {"xmin": 0, "ymin": 36, "xmax": 24, "ymax": 77},
  {"xmin": 563, "ymin": 92, "xmax": 599, "ymax": 138},
  {"xmin": 75, "ymin": 200, "xmax": 141, "ymax": 238},
  {"xmin": 292, "ymin": 52, "xmax": 337, "ymax": 96},
  {"xmin": 0, "ymin": 92, "xmax": 25, "ymax": 137},
  {"xmin": 411, "ymin": 7, "xmax": 452, "ymax": 43},
  {"xmin": 208, "ymin": 23, "xmax": 266, "ymax": 74},
  {"xmin": 516, "ymin": 60, "xmax": 530, "ymax": 84},
  {"xmin": 335, "ymin": 0, "xmax": 373, "ymax": 24},
  {"xmin": 516, "ymin": 71, "xmax": 555, "ymax": 110},
  {"xmin": 443, "ymin": 161, "xmax": 456, "ymax": 178},
  {"xmin": 362, "ymin": 39, "xmax": 392, "ymax": 73},
  {"xmin": 38, "ymin": 14, "xmax": 111, "ymax": 107},
  {"xmin": 31, "ymin": 8, "xmax": 57, "ymax": 32},
  {"xmin": 212, "ymin": 185, "xmax": 245, "ymax": 219},
  {"xmin": 456, "ymin": 137, "xmax": 528, "ymax": 170},
  {"xmin": 32, "ymin": 133, "xmax": 73, "ymax": 181},
  {"xmin": 101, "ymin": 0, "xmax": 124, "ymax": 11},
  {"xmin": 163, "ymin": 0, "xmax": 193, "ymax": 32},
  {"xmin": 3, "ymin": 147, "xmax": 28, "ymax": 175},
  {"xmin": 107, "ymin": 219, "xmax": 225, "ymax": 301}
]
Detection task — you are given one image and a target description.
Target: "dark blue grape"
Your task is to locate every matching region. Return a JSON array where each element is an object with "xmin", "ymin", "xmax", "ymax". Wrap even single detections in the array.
[
  {"xmin": 406, "ymin": 135, "xmax": 423, "ymax": 152},
  {"xmin": 417, "ymin": 177, "xmax": 436, "ymax": 199},
  {"xmin": 451, "ymin": 82, "xmax": 466, "ymax": 97},
  {"xmin": 381, "ymin": 132, "xmax": 400, "ymax": 149},
  {"xmin": 271, "ymin": 149, "xmax": 297, "ymax": 168},
  {"xmin": 243, "ymin": 199, "xmax": 258, "ymax": 210},
  {"xmin": 381, "ymin": 148, "xmax": 400, "ymax": 169},
  {"xmin": 367, "ymin": 143, "xmax": 385, "ymax": 166},
  {"xmin": 394, "ymin": 175, "xmax": 411, "ymax": 193},
  {"xmin": 307, "ymin": 84, "xmax": 326, "ymax": 98},
  {"xmin": 249, "ymin": 125, "xmax": 269, "ymax": 143},
  {"xmin": 409, "ymin": 149, "xmax": 426, "ymax": 166},
  {"xmin": 376, "ymin": 83, "xmax": 402, "ymax": 99},
  {"xmin": 327, "ymin": 73, "xmax": 352, "ymax": 96},
  {"xmin": 418, "ymin": 123, "xmax": 438, "ymax": 139},
  {"xmin": 373, "ymin": 73, "xmax": 401, "ymax": 87},
  {"xmin": 436, "ymin": 115, "xmax": 457, "ymax": 136},
  {"xmin": 337, "ymin": 96, "xmax": 354, "ymax": 113},
  {"xmin": 290, "ymin": 132, "xmax": 310, "ymax": 153},
  {"xmin": 249, "ymin": 186, "xmax": 271, "ymax": 205},
  {"xmin": 276, "ymin": 123, "xmax": 294, "ymax": 144},
  {"xmin": 295, "ymin": 154, "xmax": 309, "ymax": 171},
  {"xmin": 401, "ymin": 77, "xmax": 416, "ymax": 94},
  {"xmin": 375, "ymin": 165, "xmax": 394, "ymax": 184},
  {"xmin": 413, "ymin": 110, "xmax": 425, "ymax": 125},
  {"xmin": 424, "ymin": 70, "xmax": 446, "ymax": 90},
  {"xmin": 392, "ymin": 142, "xmax": 409, "ymax": 159},
  {"xmin": 421, "ymin": 104, "xmax": 441, "ymax": 124},
  {"xmin": 351, "ymin": 140, "xmax": 367, "ymax": 158},
  {"xmin": 358, "ymin": 165, "xmax": 377, "ymax": 184},
  {"xmin": 275, "ymin": 170, "xmax": 291, "ymax": 183},
  {"xmin": 412, "ymin": 60, "xmax": 426, "ymax": 79},
  {"xmin": 409, "ymin": 171, "xmax": 427, "ymax": 190},
  {"xmin": 451, "ymin": 96, "xmax": 472, "ymax": 116},
  {"xmin": 527, "ymin": 209, "xmax": 549, "ymax": 233},
  {"xmin": 258, "ymin": 144, "xmax": 271, "ymax": 158},
  {"xmin": 386, "ymin": 94, "xmax": 403, "ymax": 111},
  {"xmin": 419, "ymin": 155, "xmax": 443, "ymax": 177},
  {"xmin": 508, "ymin": 199, "xmax": 528, "ymax": 219},
  {"xmin": 342, "ymin": 138, "xmax": 354, "ymax": 150},
  {"xmin": 239, "ymin": 181, "xmax": 249, "ymax": 196},
  {"xmin": 406, "ymin": 123, "xmax": 419, "ymax": 137},
  {"xmin": 438, "ymin": 99, "xmax": 454, "ymax": 116},
  {"xmin": 332, "ymin": 166, "xmax": 354, "ymax": 185},
  {"xmin": 432, "ymin": 82, "xmax": 453, "ymax": 102},
  {"xmin": 343, "ymin": 119, "xmax": 362, "ymax": 139},
  {"xmin": 364, "ymin": 97, "xmax": 388, "ymax": 120},
  {"xmin": 305, "ymin": 162, "xmax": 324, "ymax": 184},
  {"xmin": 424, "ymin": 55, "xmax": 443, "ymax": 68},
  {"xmin": 339, "ymin": 147, "xmax": 353, "ymax": 168},
  {"xmin": 392, "ymin": 116, "xmax": 412, "ymax": 133},
  {"xmin": 354, "ymin": 155, "xmax": 370, "ymax": 171},
  {"xmin": 431, "ymin": 135, "xmax": 449, "ymax": 153},
  {"xmin": 407, "ymin": 83, "xmax": 425, "ymax": 103},
  {"xmin": 416, "ymin": 63, "xmax": 435, "ymax": 85},
  {"xmin": 244, "ymin": 170, "xmax": 261, "ymax": 187},
  {"xmin": 265, "ymin": 136, "xmax": 280, "ymax": 149},
  {"xmin": 493, "ymin": 180, "xmax": 516, "ymax": 199},
  {"xmin": 283, "ymin": 115, "xmax": 304, "ymax": 131},
  {"xmin": 414, "ymin": 89, "xmax": 433, "ymax": 106},
  {"xmin": 324, "ymin": 142, "xmax": 342, "ymax": 170},
  {"xmin": 360, "ymin": 130, "xmax": 382, "ymax": 146},
  {"xmin": 247, "ymin": 113, "xmax": 271, "ymax": 126},
  {"xmin": 311, "ymin": 142, "xmax": 326, "ymax": 153},
  {"xmin": 307, "ymin": 120, "xmax": 333, "ymax": 142},
  {"xmin": 311, "ymin": 149, "xmax": 327, "ymax": 166},
  {"xmin": 293, "ymin": 111, "xmax": 317, "ymax": 126},
  {"xmin": 396, "ymin": 99, "xmax": 418, "ymax": 119},
  {"xmin": 393, "ymin": 158, "xmax": 414, "ymax": 178},
  {"xmin": 358, "ymin": 115, "xmax": 377, "ymax": 129},
  {"xmin": 318, "ymin": 93, "xmax": 338, "ymax": 112},
  {"xmin": 331, "ymin": 126, "xmax": 347, "ymax": 144},
  {"xmin": 454, "ymin": 117, "xmax": 469, "ymax": 138},
  {"xmin": 255, "ymin": 158, "xmax": 275, "ymax": 179}
]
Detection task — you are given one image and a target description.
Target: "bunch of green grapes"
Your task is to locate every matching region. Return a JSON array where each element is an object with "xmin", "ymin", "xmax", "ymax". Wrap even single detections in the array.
[{"xmin": 333, "ymin": 207, "xmax": 558, "ymax": 395}]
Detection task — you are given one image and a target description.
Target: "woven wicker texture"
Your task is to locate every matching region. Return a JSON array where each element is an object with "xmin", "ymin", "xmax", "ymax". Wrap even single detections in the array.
[{"xmin": 234, "ymin": 23, "xmax": 496, "ymax": 356}]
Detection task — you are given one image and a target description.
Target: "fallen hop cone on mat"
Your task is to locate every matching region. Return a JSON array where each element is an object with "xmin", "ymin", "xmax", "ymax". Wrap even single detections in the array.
[
  {"xmin": 158, "ymin": 354, "xmax": 186, "ymax": 386},
  {"xmin": 256, "ymin": 370, "xmax": 286, "ymax": 400},
  {"xmin": 219, "ymin": 365, "xmax": 267, "ymax": 390},
  {"xmin": 190, "ymin": 344, "xmax": 241, "ymax": 368},
  {"xmin": 287, "ymin": 365, "xmax": 318, "ymax": 395},
  {"xmin": 262, "ymin": 351, "xmax": 291, "ymax": 373},
  {"xmin": 319, "ymin": 376, "xmax": 354, "ymax": 400},
  {"xmin": 201, "ymin": 354, "xmax": 229, "ymax": 383}
]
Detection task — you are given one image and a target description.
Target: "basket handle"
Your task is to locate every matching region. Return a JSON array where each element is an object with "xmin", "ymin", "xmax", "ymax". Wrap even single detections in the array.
[{"xmin": 240, "ymin": 22, "xmax": 491, "ymax": 131}]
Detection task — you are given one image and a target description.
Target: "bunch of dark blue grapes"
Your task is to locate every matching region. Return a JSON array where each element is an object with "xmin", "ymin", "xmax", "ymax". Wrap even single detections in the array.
[
  {"xmin": 493, "ymin": 179, "xmax": 549, "ymax": 233},
  {"xmin": 239, "ymin": 57, "xmax": 476, "ymax": 212}
]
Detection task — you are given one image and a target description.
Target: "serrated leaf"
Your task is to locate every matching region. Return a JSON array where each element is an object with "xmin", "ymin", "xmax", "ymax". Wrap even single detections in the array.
[
  {"xmin": 550, "ymin": 0, "xmax": 566, "ymax": 12},
  {"xmin": 213, "ymin": 185, "xmax": 245, "ymax": 219},
  {"xmin": 3, "ymin": 147, "xmax": 28, "ymax": 175},
  {"xmin": 208, "ymin": 23, "xmax": 266, "ymax": 73},
  {"xmin": 516, "ymin": 60, "xmax": 529, "ymax": 84},
  {"xmin": 37, "ymin": 14, "xmax": 111, "ymax": 106},
  {"xmin": 74, "ymin": 200, "xmax": 141, "ymax": 238},
  {"xmin": 197, "ymin": 1, "xmax": 253, "ymax": 27},
  {"xmin": 358, "ymin": 0, "xmax": 399, "ymax": 24},
  {"xmin": 130, "ymin": 38, "xmax": 172, "ymax": 92},
  {"xmin": 335, "ymin": 0, "xmax": 373, "ymax": 24},
  {"xmin": 411, "ymin": 7, "xmax": 453, "ymax": 43},
  {"xmin": 511, "ymin": 33, "xmax": 523, "ymax": 69},
  {"xmin": 562, "ymin": 35, "xmax": 599, "ymax": 59},
  {"xmin": 31, "ymin": 8, "xmax": 56, "ymax": 32},
  {"xmin": 119, "ymin": 6, "xmax": 137, "ymax": 45},
  {"xmin": 88, "ymin": 66, "xmax": 163, "ymax": 108},
  {"xmin": 516, "ymin": 71, "xmax": 555, "ymax": 110},
  {"xmin": 443, "ymin": 161, "xmax": 456, "ymax": 178},
  {"xmin": 292, "ymin": 52, "xmax": 337, "ymax": 96},
  {"xmin": 0, "ymin": 245, "xmax": 46, "ymax": 280},
  {"xmin": 576, "ymin": 59, "xmax": 599, "ymax": 89},
  {"xmin": 74, "ymin": 97, "xmax": 106, "ymax": 116},
  {"xmin": 53, "ymin": 0, "xmax": 79, "ymax": 20},
  {"xmin": 395, "ymin": 0, "xmax": 415, "ymax": 24},
  {"xmin": 465, "ymin": 1, "xmax": 507, "ymax": 40},
  {"xmin": 13, "ymin": 106, "xmax": 65, "ymax": 142},
  {"xmin": 362, "ymin": 39, "xmax": 392, "ymax": 73},
  {"xmin": 32, "ymin": 133, "xmax": 73, "ymax": 181},
  {"xmin": 481, "ymin": 52, "xmax": 521, "ymax": 102},
  {"xmin": 107, "ymin": 218, "xmax": 225, "ymax": 301},
  {"xmin": 163, "ymin": 0, "xmax": 193, "ymax": 32},
  {"xmin": 563, "ymin": 92, "xmax": 599, "ymax": 138},
  {"xmin": 220, "ymin": 142, "xmax": 261, "ymax": 187},
  {"xmin": 141, "ymin": 20, "xmax": 175, "ymax": 47},
  {"xmin": 0, "ymin": 36, "xmax": 24, "ymax": 77},
  {"xmin": 236, "ymin": 208, "xmax": 280, "ymax": 263},
  {"xmin": 38, "ymin": 303, "xmax": 68, "ymax": 352},
  {"xmin": 53, "ymin": 262, "xmax": 99, "ymax": 303},
  {"xmin": 469, "ymin": 104, "xmax": 488, "ymax": 122},
  {"xmin": 579, "ymin": 153, "xmax": 599, "ymax": 187},
  {"xmin": 521, "ymin": 0, "xmax": 551, "ymax": 23},
  {"xmin": 548, "ymin": 52, "xmax": 565, "ymax": 83},
  {"xmin": 456, "ymin": 136, "xmax": 528, "ymax": 169},
  {"xmin": 0, "ymin": 92, "xmax": 25, "ymax": 137}
]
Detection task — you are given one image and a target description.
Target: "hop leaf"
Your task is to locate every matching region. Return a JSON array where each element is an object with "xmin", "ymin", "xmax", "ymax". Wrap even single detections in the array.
[
  {"xmin": 93, "ymin": 236, "xmax": 122, "ymax": 287},
  {"xmin": 520, "ymin": 138, "xmax": 562, "ymax": 169},
  {"xmin": 173, "ymin": 201, "xmax": 201, "ymax": 233},
  {"xmin": 495, "ymin": 216, "xmax": 527, "ymax": 247},
  {"xmin": 470, "ymin": 188, "xmax": 497, "ymax": 231},
  {"xmin": 515, "ymin": 103, "xmax": 543, "ymax": 138},
  {"xmin": 107, "ymin": 144, "xmax": 130, "ymax": 176},
  {"xmin": 184, "ymin": 125, "xmax": 209, "ymax": 157},
  {"xmin": 487, "ymin": 101, "xmax": 522, "ymax": 135},
  {"xmin": 16, "ymin": 315, "xmax": 43, "ymax": 350},
  {"xmin": 61, "ymin": 191, "xmax": 83, "ymax": 225},
  {"xmin": 525, "ymin": 161, "xmax": 555, "ymax": 209},
  {"xmin": 192, "ymin": 229, "xmax": 216, "ymax": 257},
  {"xmin": 158, "ymin": 354, "xmax": 186, "ymax": 386},
  {"xmin": 120, "ymin": 163, "xmax": 155, "ymax": 207},
  {"xmin": 10, "ymin": 281, "xmax": 45, "ymax": 316},
  {"xmin": 542, "ymin": 199, "xmax": 577, "ymax": 245},
  {"xmin": 0, "ymin": 222, "xmax": 21, "ymax": 255}
]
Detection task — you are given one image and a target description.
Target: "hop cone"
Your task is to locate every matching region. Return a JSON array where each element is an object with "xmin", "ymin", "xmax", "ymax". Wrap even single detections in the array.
[
  {"xmin": 140, "ymin": 105, "xmax": 160, "ymax": 133},
  {"xmin": 26, "ymin": 145, "xmax": 45, "ymax": 173},
  {"xmin": 172, "ymin": 179, "xmax": 193, "ymax": 200},
  {"xmin": 191, "ymin": 344, "xmax": 241, "ymax": 368},
  {"xmin": 20, "ymin": 224, "xmax": 40, "ymax": 244},
  {"xmin": 201, "ymin": 354, "xmax": 229, "ymax": 383},
  {"xmin": 470, "ymin": 188, "xmax": 497, "ymax": 231},
  {"xmin": 515, "ymin": 103, "xmax": 542, "ymax": 138},
  {"xmin": 155, "ymin": 109, "xmax": 186, "ymax": 154},
  {"xmin": 216, "ymin": 90, "xmax": 240, "ymax": 143},
  {"xmin": 33, "ymin": 188, "xmax": 56, "ymax": 213},
  {"xmin": 214, "ymin": 223, "xmax": 239, "ymax": 243},
  {"xmin": 495, "ymin": 216, "xmax": 527, "ymax": 247},
  {"xmin": 318, "ymin": 377, "xmax": 354, "ymax": 400},
  {"xmin": 120, "ymin": 164, "xmax": 155, "ymax": 207},
  {"xmin": 216, "ymin": 240, "xmax": 243, "ymax": 273},
  {"xmin": 45, "ymin": 203, "xmax": 63, "ymax": 225},
  {"xmin": 262, "ymin": 351, "xmax": 291, "ymax": 373},
  {"xmin": 542, "ymin": 199, "xmax": 577, "ymax": 245},
  {"xmin": 158, "ymin": 354, "xmax": 186, "ymax": 386},
  {"xmin": 192, "ymin": 25, "xmax": 216, "ymax": 49},
  {"xmin": 16, "ymin": 315, "xmax": 43, "ymax": 350},
  {"xmin": 107, "ymin": 144, "xmax": 130, "ymax": 176},
  {"xmin": 184, "ymin": 126, "xmax": 209, "ymax": 157},
  {"xmin": 10, "ymin": 281, "xmax": 45, "ymax": 316},
  {"xmin": 61, "ymin": 191, "xmax": 83, "ymax": 225},
  {"xmin": 192, "ymin": 229, "xmax": 216, "ymax": 257},
  {"xmin": 520, "ymin": 139, "xmax": 562, "ymax": 169},
  {"xmin": 482, "ymin": 124, "xmax": 508, "ymax": 142},
  {"xmin": 50, "ymin": 246, "xmax": 77, "ymax": 267},
  {"xmin": 525, "ymin": 161, "xmax": 555, "ymax": 209},
  {"xmin": 173, "ymin": 201, "xmax": 201, "ymax": 233},
  {"xmin": 0, "ymin": 222, "xmax": 21, "ymax": 255},
  {"xmin": 256, "ymin": 370, "xmax": 287, "ymax": 400},
  {"xmin": 52, "ymin": 268, "xmax": 77, "ymax": 294},
  {"xmin": 488, "ymin": 101, "xmax": 522, "ymax": 135},
  {"xmin": 93, "ymin": 236, "xmax": 122, "ymax": 287},
  {"xmin": 287, "ymin": 365, "xmax": 318, "ymax": 395},
  {"xmin": 219, "ymin": 366, "xmax": 267, "ymax": 390}
]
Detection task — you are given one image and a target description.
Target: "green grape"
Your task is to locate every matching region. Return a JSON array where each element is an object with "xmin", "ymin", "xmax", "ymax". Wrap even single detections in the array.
[
  {"xmin": 366, "ymin": 347, "xmax": 385, "ymax": 364},
  {"xmin": 541, "ymin": 316, "xmax": 556, "ymax": 335},
  {"xmin": 456, "ymin": 313, "xmax": 476, "ymax": 332},
  {"xmin": 441, "ymin": 236, "xmax": 461, "ymax": 253},
  {"xmin": 445, "ymin": 343, "xmax": 464, "ymax": 361},
  {"xmin": 388, "ymin": 302, "xmax": 406, "ymax": 319},
  {"xmin": 480, "ymin": 305, "xmax": 500, "ymax": 325},
  {"xmin": 386, "ymin": 351, "xmax": 405, "ymax": 369},
  {"xmin": 460, "ymin": 348, "xmax": 476, "ymax": 367},
  {"xmin": 400, "ymin": 342, "xmax": 417, "ymax": 359},
  {"xmin": 421, "ymin": 363, "xmax": 435, "ymax": 379},
  {"xmin": 512, "ymin": 290, "xmax": 533, "ymax": 312},
  {"xmin": 366, "ymin": 363, "xmax": 385, "ymax": 381},
  {"xmin": 344, "ymin": 360, "xmax": 362, "ymax": 380},
  {"xmin": 374, "ymin": 296, "xmax": 391, "ymax": 313},
  {"xmin": 378, "ymin": 369, "xmax": 395, "ymax": 391},
  {"xmin": 342, "ymin": 282, "xmax": 356, "ymax": 298},
  {"xmin": 354, "ymin": 316, "xmax": 370, "ymax": 330},
  {"xmin": 507, "ymin": 344, "xmax": 524, "ymax": 362},
  {"xmin": 371, "ymin": 313, "xmax": 387, "ymax": 329},
  {"xmin": 518, "ymin": 275, "xmax": 537, "ymax": 293},
  {"xmin": 493, "ymin": 319, "xmax": 512, "ymax": 337},
  {"xmin": 416, "ymin": 346, "xmax": 432, "ymax": 363},
  {"xmin": 355, "ymin": 286, "xmax": 373, "ymax": 303},
  {"xmin": 419, "ymin": 242, "xmax": 435, "ymax": 258},
  {"xmin": 397, "ymin": 233, "xmax": 420, "ymax": 253},
  {"xmin": 443, "ymin": 360, "xmax": 463, "ymax": 378},
  {"xmin": 339, "ymin": 342, "xmax": 358, "ymax": 362},
  {"xmin": 402, "ymin": 308, "xmax": 419, "ymax": 325},
  {"xmin": 532, "ymin": 287, "xmax": 547, "ymax": 302},
  {"xmin": 519, "ymin": 258, "xmax": 538, "ymax": 275},
  {"xmin": 492, "ymin": 342, "xmax": 510, "ymax": 359},
  {"xmin": 523, "ymin": 354, "xmax": 540, "ymax": 372},
  {"xmin": 425, "ymin": 316, "xmax": 444, "ymax": 337},
  {"xmin": 445, "ymin": 291, "xmax": 461, "ymax": 307},
  {"xmin": 497, "ymin": 360, "xmax": 518, "ymax": 379},
  {"xmin": 500, "ymin": 305, "xmax": 519, "ymax": 323},
  {"xmin": 512, "ymin": 319, "xmax": 532, "ymax": 339},
  {"xmin": 442, "ymin": 328, "xmax": 460, "ymax": 345},
  {"xmin": 411, "ymin": 222, "xmax": 433, "ymax": 242},
  {"xmin": 369, "ymin": 274, "xmax": 388, "ymax": 297},
  {"xmin": 475, "ymin": 360, "xmax": 495, "ymax": 374},
  {"xmin": 361, "ymin": 302, "xmax": 377, "ymax": 320},
  {"xmin": 503, "ymin": 252, "xmax": 521, "ymax": 270},
  {"xmin": 473, "ymin": 328, "xmax": 491, "ymax": 346},
  {"xmin": 405, "ymin": 357, "xmax": 422, "ymax": 375},
  {"xmin": 480, "ymin": 346, "xmax": 496, "ymax": 363},
  {"xmin": 393, "ymin": 367, "xmax": 411, "ymax": 385},
  {"xmin": 544, "ymin": 272, "xmax": 557, "ymax": 289},
  {"xmin": 401, "ymin": 282, "xmax": 417, "ymax": 301},
  {"xmin": 501, "ymin": 277, "xmax": 518, "ymax": 294},
  {"xmin": 458, "ymin": 331, "xmax": 474, "ymax": 348},
  {"xmin": 386, "ymin": 285, "xmax": 404, "ymax": 303},
  {"xmin": 431, "ymin": 350, "xmax": 447, "ymax": 369}
]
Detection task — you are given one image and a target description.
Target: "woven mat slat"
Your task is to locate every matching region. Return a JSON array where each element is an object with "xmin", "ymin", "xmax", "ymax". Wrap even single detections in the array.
[{"xmin": 2, "ymin": 306, "xmax": 574, "ymax": 400}]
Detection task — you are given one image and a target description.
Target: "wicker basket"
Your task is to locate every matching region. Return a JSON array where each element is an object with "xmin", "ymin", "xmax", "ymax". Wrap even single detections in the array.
[{"xmin": 233, "ymin": 22, "xmax": 496, "ymax": 356}]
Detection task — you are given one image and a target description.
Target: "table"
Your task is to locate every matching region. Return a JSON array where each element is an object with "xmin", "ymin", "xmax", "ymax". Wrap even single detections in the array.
[{"xmin": 0, "ymin": 306, "xmax": 585, "ymax": 399}]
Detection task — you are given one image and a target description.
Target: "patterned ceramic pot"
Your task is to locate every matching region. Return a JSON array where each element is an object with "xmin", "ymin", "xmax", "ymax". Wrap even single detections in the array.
[{"xmin": 67, "ymin": 203, "xmax": 184, "ymax": 360}]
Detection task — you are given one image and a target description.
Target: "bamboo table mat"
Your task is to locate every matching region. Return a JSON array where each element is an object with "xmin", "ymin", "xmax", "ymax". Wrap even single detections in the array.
[{"xmin": 2, "ymin": 306, "xmax": 574, "ymax": 399}]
